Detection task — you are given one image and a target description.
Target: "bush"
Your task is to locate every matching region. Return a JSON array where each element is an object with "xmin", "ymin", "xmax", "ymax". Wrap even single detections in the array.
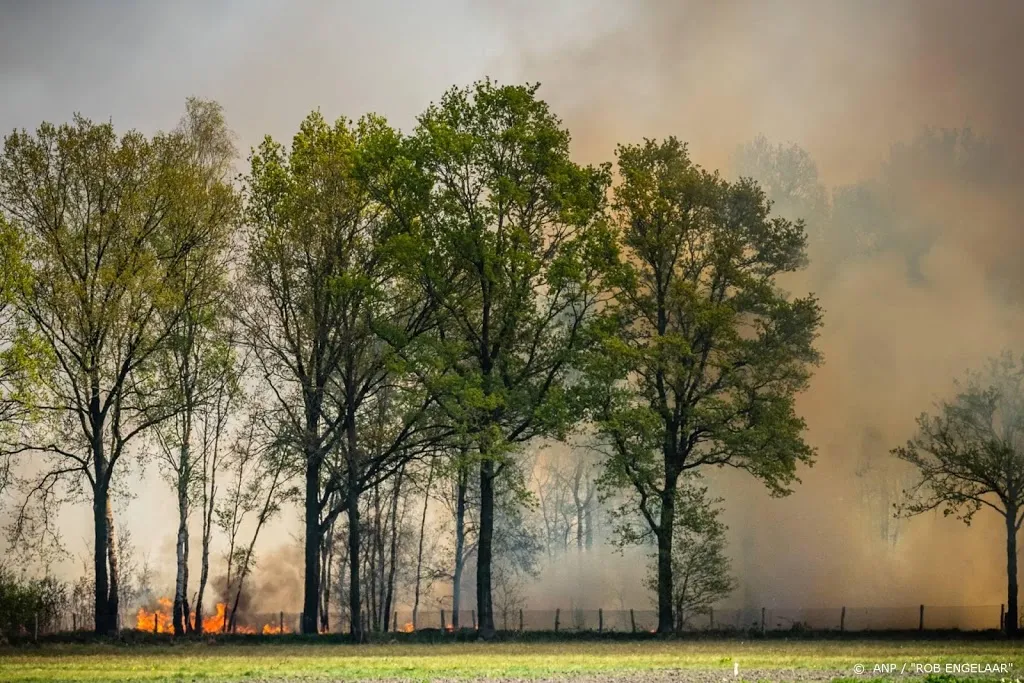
[{"xmin": 0, "ymin": 567, "xmax": 69, "ymax": 637}]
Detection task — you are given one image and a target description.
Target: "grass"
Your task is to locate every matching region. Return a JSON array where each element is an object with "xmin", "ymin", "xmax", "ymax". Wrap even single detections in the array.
[{"xmin": 1, "ymin": 638, "xmax": 1023, "ymax": 681}]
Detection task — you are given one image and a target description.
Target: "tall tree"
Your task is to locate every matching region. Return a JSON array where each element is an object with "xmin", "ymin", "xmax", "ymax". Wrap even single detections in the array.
[
  {"xmin": 893, "ymin": 352, "xmax": 1024, "ymax": 637},
  {"xmin": 152, "ymin": 97, "xmax": 240, "ymax": 636},
  {"xmin": 405, "ymin": 80, "xmax": 615, "ymax": 637},
  {"xmin": 242, "ymin": 112, "xmax": 441, "ymax": 638},
  {"xmin": 587, "ymin": 138, "xmax": 821, "ymax": 633},
  {"xmin": 0, "ymin": 113, "xmax": 217, "ymax": 634}
]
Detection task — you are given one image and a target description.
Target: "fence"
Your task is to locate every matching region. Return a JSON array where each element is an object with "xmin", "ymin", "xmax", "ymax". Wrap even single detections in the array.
[
  {"xmin": 21, "ymin": 604, "xmax": 1023, "ymax": 638},
  {"xmin": 388, "ymin": 605, "xmax": 1019, "ymax": 634}
]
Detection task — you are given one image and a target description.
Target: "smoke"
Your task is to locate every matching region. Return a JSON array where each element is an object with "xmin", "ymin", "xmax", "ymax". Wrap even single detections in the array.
[
  {"xmin": 3, "ymin": 0, "xmax": 1024, "ymax": 613},
  {"xmin": 474, "ymin": 0, "xmax": 1024, "ymax": 609}
]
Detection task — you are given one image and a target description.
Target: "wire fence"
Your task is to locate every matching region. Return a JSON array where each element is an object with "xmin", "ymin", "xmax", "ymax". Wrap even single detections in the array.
[
  {"xmin": 24, "ymin": 604, "xmax": 1022, "ymax": 637},
  {"xmin": 386, "ymin": 605, "xmax": 1018, "ymax": 634}
]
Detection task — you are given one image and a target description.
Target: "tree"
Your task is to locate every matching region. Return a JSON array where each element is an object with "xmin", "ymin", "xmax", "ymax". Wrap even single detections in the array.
[
  {"xmin": 893, "ymin": 352, "xmax": 1024, "ymax": 637},
  {"xmin": 587, "ymin": 137, "xmax": 821, "ymax": 633},
  {"xmin": 732, "ymin": 135, "xmax": 829, "ymax": 239},
  {"xmin": 0, "ymin": 112, "xmax": 218, "ymax": 634},
  {"xmin": 405, "ymin": 80, "xmax": 615, "ymax": 637},
  {"xmin": 242, "ymin": 112, "xmax": 442, "ymax": 638},
  {"xmin": 638, "ymin": 478, "xmax": 735, "ymax": 631},
  {"xmin": 152, "ymin": 97, "xmax": 240, "ymax": 636}
]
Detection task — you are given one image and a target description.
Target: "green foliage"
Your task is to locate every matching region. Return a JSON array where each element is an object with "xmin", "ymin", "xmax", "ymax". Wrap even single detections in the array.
[
  {"xmin": 591, "ymin": 137, "xmax": 820, "ymax": 501},
  {"xmin": 0, "ymin": 215, "xmax": 42, "ymax": 453},
  {"xmin": 242, "ymin": 110, "xmax": 431, "ymax": 456},
  {"xmin": 405, "ymin": 79, "xmax": 617, "ymax": 459},
  {"xmin": 0, "ymin": 566, "xmax": 68, "ymax": 637}
]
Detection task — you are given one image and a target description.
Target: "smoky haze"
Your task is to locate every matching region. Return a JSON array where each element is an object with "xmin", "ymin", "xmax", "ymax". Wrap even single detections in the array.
[{"xmin": 2, "ymin": 0, "xmax": 1022, "ymax": 614}]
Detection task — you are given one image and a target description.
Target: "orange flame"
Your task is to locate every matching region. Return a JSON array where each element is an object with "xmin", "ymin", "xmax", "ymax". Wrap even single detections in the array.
[
  {"xmin": 262, "ymin": 622, "xmax": 293, "ymax": 634},
  {"xmin": 399, "ymin": 622, "xmax": 415, "ymax": 633},
  {"xmin": 202, "ymin": 603, "xmax": 227, "ymax": 633},
  {"xmin": 136, "ymin": 599, "xmax": 265, "ymax": 634},
  {"xmin": 136, "ymin": 597, "xmax": 174, "ymax": 633}
]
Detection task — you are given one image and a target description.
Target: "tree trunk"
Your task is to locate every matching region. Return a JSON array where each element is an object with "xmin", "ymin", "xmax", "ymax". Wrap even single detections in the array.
[
  {"xmin": 1007, "ymin": 507, "xmax": 1019, "ymax": 637},
  {"xmin": 576, "ymin": 505, "xmax": 584, "ymax": 551},
  {"xmin": 412, "ymin": 461, "xmax": 435, "ymax": 629},
  {"xmin": 453, "ymin": 463, "xmax": 468, "ymax": 629},
  {"xmin": 476, "ymin": 457, "xmax": 496, "ymax": 637},
  {"xmin": 584, "ymin": 497, "xmax": 593, "ymax": 550},
  {"xmin": 370, "ymin": 484, "xmax": 381, "ymax": 631},
  {"xmin": 319, "ymin": 524, "xmax": 334, "ymax": 634},
  {"xmin": 173, "ymin": 442, "xmax": 190, "ymax": 636},
  {"xmin": 347, "ymin": 484, "xmax": 364, "ymax": 641},
  {"xmin": 92, "ymin": 485, "xmax": 110, "ymax": 635},
  {"xmin": 194, "ymin": 541, "xmax": 209, "ymax": 635},
  {"xmin": 194, "ymin": 478, "xmax": 214, "ymax": 634},
  {"xmin": 105, "ymin": 498, "xmax": 121, "ymax": 634},
  {"xmin": 301, "ymin": 453, "xmax": 322, "ymax": 635},
  {"xmin": 655, "ymin": 471, "xmax": 678, "ymax": 634},
  {"xmin": 382, "ymin": 467, "xmax": 404, "ymax": 633}
]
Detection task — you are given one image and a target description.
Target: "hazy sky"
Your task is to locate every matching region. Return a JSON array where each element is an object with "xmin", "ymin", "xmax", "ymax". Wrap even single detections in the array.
[{"xmin": 3, "ymin": 0, "xmax": 1024, "ymax": 613}]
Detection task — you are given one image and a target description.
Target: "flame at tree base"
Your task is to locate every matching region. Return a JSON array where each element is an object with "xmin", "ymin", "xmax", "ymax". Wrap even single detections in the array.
[{"xmin": 136, "ymin": 598, "xmax": 288, "ymax": 635}]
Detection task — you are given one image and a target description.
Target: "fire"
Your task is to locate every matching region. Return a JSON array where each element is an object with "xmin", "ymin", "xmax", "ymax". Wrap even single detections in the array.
[
  {"xmin": 399, "ymin": 622, "xmax": 414, "ymax": 633},
  {"xmin": 262, "ymin": 622, "xmax": 293, "ymax": 635},
  {"xmin": 203, "ymin": 602, "xmax": 227, "ymax": 633},
  {"xmin": 136, "ymin": 597, "xmax": 174, "ymax": 633},
  {"xmin": 135, "ymin": 599, "xmax": 264, "ymax": 634}
]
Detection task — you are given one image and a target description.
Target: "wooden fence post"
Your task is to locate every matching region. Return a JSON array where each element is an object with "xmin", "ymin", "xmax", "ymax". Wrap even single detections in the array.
[
  {"xmin": 279, "ymin": 611, "xmax": 283, "ymax": 634},
  {"xmin": 840, "ymin": 606, "xmax": 846, "ymax": 633},
  {"xmin": 1001, "ymin": 604, "xmax": 1005, "ymax": 632},
  {"xmin": 630, "ymin": 608, "xmax": 636, "ymax": 633},
  {"xmin": 554, "ymin": 608, "xmax": 560, "ymax": 633},
  {"xmin": 72, "ymin": 613, "xmax": 77, "ymax": 631},
  {"xmin": 472, "ymin": 610, "xmax": 477, "ymax": 630},
  {"xmin": 440, "ymin": 609, "xmax": 446, "ymax": 631},
  {"xmin": 392, "ymin": 612, "xmax": 398, "ymax": 632},
  {"xmin": 760, "ymin": 607, "xmax": 765, "ymax": 634},
  {"xmin": 919, "ymin": 604, "xmax": 924, "ymax": 632},
  {"xmin": 519, "ymin": 608, "xmax": 524, "ymax": 632},
  {"xmin": 154, "ymin": 613, "xmax": 159, "ymax": 635},
  {"xmin": 598, "ymin": 608, "xmax": 603, "ymax": 633},
  {"xmin": 33, "ymin": 612, "xmax": 38, "ymax": 642},
  {"xmin": 299, "ymin": 612, "xmax": 304, "ymax": 635}
]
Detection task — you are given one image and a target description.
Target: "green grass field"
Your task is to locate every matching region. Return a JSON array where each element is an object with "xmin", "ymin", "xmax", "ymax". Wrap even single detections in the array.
[{"xmin": 1, "ymin": 639, "xmax": 1022, "ymax": 682}]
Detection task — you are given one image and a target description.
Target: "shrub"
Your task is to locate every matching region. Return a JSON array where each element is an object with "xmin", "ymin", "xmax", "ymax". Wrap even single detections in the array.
[{"xmin": 0, "ymin": 566, "xmax": 69, "ymax": 637}]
